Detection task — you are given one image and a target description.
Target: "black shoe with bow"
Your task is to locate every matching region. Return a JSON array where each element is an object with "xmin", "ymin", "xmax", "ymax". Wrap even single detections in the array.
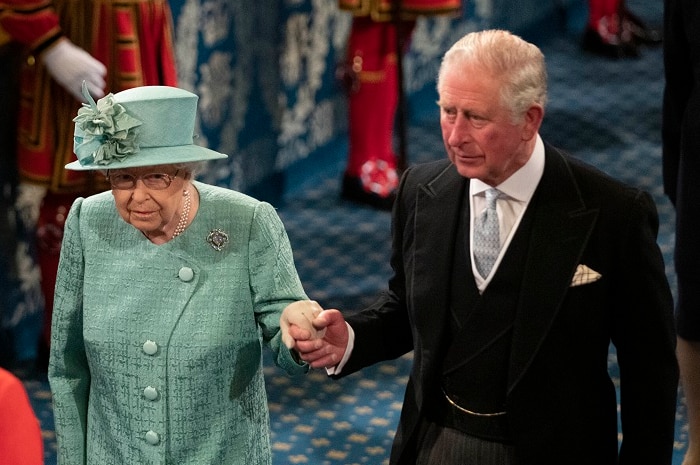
[{"xmin": 341, "ymin": 174, "xmax": 395, "ymax": 211}]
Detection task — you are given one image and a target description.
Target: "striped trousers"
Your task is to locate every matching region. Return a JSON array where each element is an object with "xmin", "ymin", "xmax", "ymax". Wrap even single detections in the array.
[{"xmin": 415, "ymin": 420, "xmax": 515, "ymax": 465}]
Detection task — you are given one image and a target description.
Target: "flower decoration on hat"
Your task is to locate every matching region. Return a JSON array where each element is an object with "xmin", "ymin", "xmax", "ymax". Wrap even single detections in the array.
[{"xmin": 73, "ymin": 81, "xmax": 143, "ymax": 166}]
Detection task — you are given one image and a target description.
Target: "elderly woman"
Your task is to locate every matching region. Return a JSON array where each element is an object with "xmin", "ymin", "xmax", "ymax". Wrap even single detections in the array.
[{"xmin": 48, "ymin": 84, "xmax": 321, "ymax": 465}]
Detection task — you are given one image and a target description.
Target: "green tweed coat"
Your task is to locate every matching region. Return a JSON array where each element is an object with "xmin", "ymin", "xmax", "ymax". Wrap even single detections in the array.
[{"xmin": 48, "ymin": 181, "xmax": 309, "ymax": 465}]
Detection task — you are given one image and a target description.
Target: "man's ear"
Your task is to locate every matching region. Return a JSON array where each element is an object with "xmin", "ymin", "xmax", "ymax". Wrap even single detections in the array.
[{"xmin": 522, "ymin": 104, "xmax": 544, "ymax": 141}]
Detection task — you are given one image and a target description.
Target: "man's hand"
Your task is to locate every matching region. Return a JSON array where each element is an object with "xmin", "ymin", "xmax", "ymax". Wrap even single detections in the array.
[
  {"xmin": 289, "ymin": 309, "xmax": 349, "ymax": 370},
  {"xmin": 42, "ymin": 38, "xmax": 107, "ymax": 101}
]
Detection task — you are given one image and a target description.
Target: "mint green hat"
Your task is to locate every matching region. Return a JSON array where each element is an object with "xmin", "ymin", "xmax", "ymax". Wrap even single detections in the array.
[{"xmin": 66, "ymin": 83, "xmax": 227, "ymax": 171}]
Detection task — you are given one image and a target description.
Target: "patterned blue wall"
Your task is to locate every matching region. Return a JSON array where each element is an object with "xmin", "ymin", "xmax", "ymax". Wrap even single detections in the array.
[{"xmin": 168, "ymin": 0, "xmax": 582, "ymax": 202}]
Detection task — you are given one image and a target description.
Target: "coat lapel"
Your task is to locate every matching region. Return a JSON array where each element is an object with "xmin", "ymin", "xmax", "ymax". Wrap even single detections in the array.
[
  {"xmin": 410, "ymin": 163, "xmax": 467, "ymax": 337},
  {"xmin": 507, "ymin": 146, "xmax": 599, "ymax": 393}
]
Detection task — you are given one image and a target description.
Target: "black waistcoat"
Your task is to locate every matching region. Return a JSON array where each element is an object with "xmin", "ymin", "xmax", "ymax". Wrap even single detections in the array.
[{"xmin": 440, "ymin": 192, "xmax": 537, "ymax": 414}]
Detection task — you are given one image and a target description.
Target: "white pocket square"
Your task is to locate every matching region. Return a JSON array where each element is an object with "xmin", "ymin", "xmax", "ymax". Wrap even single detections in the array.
[{"xmin": 570, "ymin": 264, "xmax": 602, "ymax": 287}]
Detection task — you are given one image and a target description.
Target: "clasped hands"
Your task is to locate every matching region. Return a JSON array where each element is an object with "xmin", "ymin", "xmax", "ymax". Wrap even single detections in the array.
[{"xmin": 280, "ymin": 300, "xmax": 349, "ymax": 369}]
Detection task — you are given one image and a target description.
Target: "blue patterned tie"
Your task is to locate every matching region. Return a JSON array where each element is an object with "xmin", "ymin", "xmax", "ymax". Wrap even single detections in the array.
[{"xmin": 473, "ymin": 188, "xmax": 501, "ymax": 278}]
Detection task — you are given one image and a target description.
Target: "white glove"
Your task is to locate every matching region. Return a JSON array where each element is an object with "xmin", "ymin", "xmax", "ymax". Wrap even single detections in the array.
[
  {"xmin": 42, "ymin": 38, "xmax": 107, "ymax": 101},
  {"xmin": 280, "ymin": 300, "xmax": 326, "ymax": 349}
]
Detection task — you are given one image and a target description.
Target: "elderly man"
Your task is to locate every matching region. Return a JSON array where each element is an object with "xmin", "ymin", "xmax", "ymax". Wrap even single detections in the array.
[{"xmin": 292, "ymin": 29, "xmax": 679, "ymax": 465}]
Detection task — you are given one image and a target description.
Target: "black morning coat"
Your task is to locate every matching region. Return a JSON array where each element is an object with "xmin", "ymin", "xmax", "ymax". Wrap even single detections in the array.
[{"xmin": 336, "ymin": 143, "xmax": 679, "ymax": 465}]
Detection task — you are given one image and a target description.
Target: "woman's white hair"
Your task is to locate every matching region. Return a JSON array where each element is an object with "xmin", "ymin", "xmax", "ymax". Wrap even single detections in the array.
[
  {"xmin": 173, "ymin": 161, "xmax": 205, "ymax": 178},
  {"xmin": 437, "ymin": 29, "xmax": 548, "ymax": 122},
  {"xmin": 100, "ymin": 161, "xmax": 205, "ymax": 179}
]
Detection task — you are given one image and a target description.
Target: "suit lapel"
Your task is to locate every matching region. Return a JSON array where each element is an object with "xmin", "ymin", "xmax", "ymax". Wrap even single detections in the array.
[
  {"xmin": 507, "ymin": 146, "xmax": 599, "ymax": 393},
  {"xmin": 411, "ymin": 164, "xmax": 466, "ymax": 336}
]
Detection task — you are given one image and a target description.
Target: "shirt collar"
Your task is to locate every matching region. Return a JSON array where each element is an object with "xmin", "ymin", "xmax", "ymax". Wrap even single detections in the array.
[{"xmin": 470, "ymin": 134, "xmax": 545, "ymax": 202}]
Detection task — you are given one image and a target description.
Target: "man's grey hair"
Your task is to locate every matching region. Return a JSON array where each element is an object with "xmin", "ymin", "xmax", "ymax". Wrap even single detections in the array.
[{"xmin": 437, "ymin": 29, "xmax": 548, "ymax": 122}]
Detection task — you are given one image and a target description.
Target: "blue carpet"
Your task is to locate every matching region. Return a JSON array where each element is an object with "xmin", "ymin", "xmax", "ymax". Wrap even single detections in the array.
[{"xmin": 23, "ymin": 0, "xmax": 690, "ymax": 462}]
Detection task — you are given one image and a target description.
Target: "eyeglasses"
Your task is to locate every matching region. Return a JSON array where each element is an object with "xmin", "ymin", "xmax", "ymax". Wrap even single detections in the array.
[{"xmin": 107, "ymin": 170, "xmax": 180, "ymax": 190}]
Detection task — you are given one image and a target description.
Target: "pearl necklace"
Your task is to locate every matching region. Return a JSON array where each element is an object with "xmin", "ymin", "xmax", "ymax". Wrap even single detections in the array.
[{"xmin": 173, "ymin": 189, "xmax": 191, "ymax": 238}]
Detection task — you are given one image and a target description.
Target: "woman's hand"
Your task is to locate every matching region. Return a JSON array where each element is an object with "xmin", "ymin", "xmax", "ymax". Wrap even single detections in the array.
[{"xmin": 280, "ymin": 300, "xmax": 325, "ymax": 349}]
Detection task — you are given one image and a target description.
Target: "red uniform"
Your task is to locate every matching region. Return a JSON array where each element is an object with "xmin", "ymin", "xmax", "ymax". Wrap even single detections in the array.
[
  {"xmin": 339, "ymin": 0, "xmax": 460, "ymax": 209},
  {"xmin": 0, "ymin": 0, "xmax": 177, "ymax": 352}
]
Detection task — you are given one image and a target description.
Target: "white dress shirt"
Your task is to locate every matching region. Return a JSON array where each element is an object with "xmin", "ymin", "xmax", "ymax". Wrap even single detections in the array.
[{"xmin": 470, "ymin": 135, "xmax": 545, "ymax": 292}]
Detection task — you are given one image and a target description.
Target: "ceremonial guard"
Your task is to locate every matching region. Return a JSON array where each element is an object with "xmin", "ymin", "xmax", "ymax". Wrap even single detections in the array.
[
  {"xmin": 338, "ymin": 0, "xmax": 461, "ymax": 209},
  {"xmin": 0, "ymin": 0, "xmax": 178, "ymax": 363}
]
